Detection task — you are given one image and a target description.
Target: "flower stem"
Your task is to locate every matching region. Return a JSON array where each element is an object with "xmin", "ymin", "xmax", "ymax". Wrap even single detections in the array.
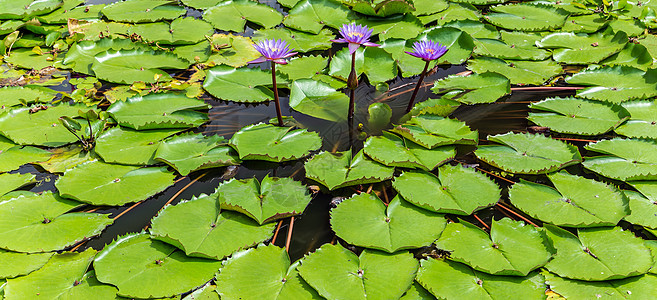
[
  {"xmin": 271, "ymin": 61, "xmax": 284, "ymax": 127},
  {"xmin": 406, "ymin": 60, "xmax": 430, "ymax": 113},
  {"xmin": 347, "ymin": 52, "xmax": 357, "ymax": 121}
]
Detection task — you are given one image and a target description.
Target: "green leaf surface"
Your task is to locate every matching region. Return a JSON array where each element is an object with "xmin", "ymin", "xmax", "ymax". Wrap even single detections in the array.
[
  {"xmin": 57, "ymin": 270, "xmax": 119, "ymax": 300},
  {"xmin": 252, "ymin": 28, "xmax": 333, "ymax": 53},
  {"xmin": 367, "ymin": 102, "xmax": 392, "ymax": 132},
  {"xmin": 468, "ymin": 57, "xmax": 562, "ymax": 85},
  {"xmin": 278, "ymin": 56, "xmax": 328, "ymax": 81},
  {"xmin": 484, "ymin": 3, "xmax": 568, "ymax": 31},
  {"xmin": 473, "ymin": 39, "xmax": 551, "ymax": 61},
  {"xmin": 412, "ymin": 0, "xmax": 449, "ymax": 16},
  {"xmin": 203, "ymin": 65, "xmax": 287, "ymax": 103},
  {"xmin": 4, "ymin": 49, "xmax": 58, "ymax": 70},
  {"xmin": 390, "ymin": 114, "xmax": 478, "ymax": 148},
  {"xmin": 0, "ymin": 250, "xmax": 52, "ymax": 279},
  {"xmin": 431, "ymin": 72, "xmax": 511, "ymax": 104},
  {"xmin": 107, "ymin": 93, "xmax": 210, "ymax": 130},
  {"xmin": 0, "ymin": 173, "xmax": 35, "ymax": 197},
  {"xmin": 91, "ymin": 49, "xmax": 190, "ymax": 84},
  {"xmin": 288, "ymin": 79, "xmax": 348, "ymax": 122},
  {"xmin": 95, "ymin": 127, "xmax": 182, "ymax": 165},
  {"xmin": 561, "ymin": 14, "xmax": 608, "ymax": 33},
  {"xmin": 566, "ymin": 66, "xmax": 657, "ymax": 103},
  {"xmin": 55, "ymin": 160, "xmax": 176, "ymax": 206},
  {"xmin": 329, "ymin": 46, "xmax": 397, "ymax": 85},
  {"xmin": 0, "ymin": 146, "xmax": 51, "ymax": 173},
  {"xmin": 64, "ymin": 38, "xmax": 150, "ymax": 75},
  {"xmin": 205, "ymin": 34, "xmax": 262, "ymax": 68},
  {"xmin": 615, "ymin": 100, "xmax": 657, "ymax": 140},
  {"xmin": 0, "ymin": 0, "xmax": 63, "ymax": 19},
  {"xmin": 416, "ymin": 27, "xmax": 475, "ymax": 65},
  {"xmin": 345, "ymin": 0, "xmax": 415, "ymax": 17},
  {"xmin": 0, "ymin": 86, "xmax": 57, "ymax": 110},
  {"xmin": 544, "ymin": 272, "xmax": 657, "ymax": 299},
  {"xmin": 356, "ymin": 14, "xmax": 424, "ymax": 41},
  {"xmin": 601, "ymin": 41, "xmax": 653, "ymax": 71},
  {"xmin": 443, "ymin": 20, "xmax": 500, "ymax": 39},
  {"xmin": 583, "ymin": 138, "xmax": 657, "ymax": 180},
  {"xmin": 536, "ymin": 31, "xmax": 628, "ymax": 64},
  {"xmin": 128, "ymin": 17, "xmax": 214, "ymax": 45},
  {"xmin": 623, "ymin": 183, "xmax": 657, "ymax": 229},
  {"xmin": 34, "ymin": 145, "xmax": 96, "ymax": 174},
  {"xmin": 304, "ymin": 150, "xmax": 394, "ymax": 190},
  {"xmin": 363, "ymin": 132, "xmax": 455, "ymax": 170},
  {"xmin": 38, "ymin": 3, "xmax": 105, "ymax": 24},
  {"xmin": 418, "ymin": 3, "xmax": 480, "ymax": 25},
  {"xmin": 203, "ymin": 0, "xmax": 283, "ymax": 32},
  {"xmin": 228, "ymin": 123, "xmax": 321, "ymax": 162},
  {"xmin": 392, "ymin": 166, "xmax": 500, "ymax": 215},
  {"xmin": 528, "ymin": 97, "xmax": 630, "ymax": 135},
  {"xmin": 101, "ymin": 0, "xmax": 185, "ymax": 22},
  {"xmin": 283, "ymin": 0, "xmax": 356, "ymax": 34},
  {"xmin": 154, "ymin": 132, "xmax": 240, "ymax": 176}
]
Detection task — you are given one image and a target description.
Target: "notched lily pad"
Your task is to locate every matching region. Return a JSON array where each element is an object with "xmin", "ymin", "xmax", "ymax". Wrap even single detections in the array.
[
  {"xmin": 431, "ymin": 72, "xmax": 511, "ymax": 105},
  {"xmin": 0, "ymin": 173, "xmax": 36, "ymax": 197},
  {"xmin": 566, "ymin": 66, "xmax": 657, "ymax": 103},
  {"xmin": 101, "ymin": 0, "xmax": 186, "ymax": 23},
  {"xmin": 583, "ymin": 138, "xmax": 657, "ymax": 181},
  {"xmin": 528, "ymin": 97, "xmax": 630, "ymax": 135},
  {"xmin": 107, "ymin": 93, "xmax": 210, "ymax": 130},
  {"xmin": 203, "ymin": 0, "xmax": 283, "ymax": 32},
  {"xmin": 390, "ymin": 114, "xmax": 478, "ymax": 149},
  {"xmin": 203, "ymin": 65, "xmax": 288, "ymax": 103},
  {"xmin": 544, "ymin": 271, "xmax": 657, "ymax": 299},
  {"xmin": 615, "ymin": 100, "xmax": 657, "ymax": 139},
  {"xmin": 154, "ymin": 132, "xmax": 240, "ymax": 176},
  {"xmin": 483, "ymin": 3, "xmax": 568, "ymax": 31},
  {"xmin": 229, "ymin": 123, "xmax": 321, "ymax": 162},
  {"xmin": 536, "ymin": 30, "xmax": 628, "ymax": 64},
  {"xmin": 363, "ymin": 132, "xmax": 456, "ymax": 170},
  {"xmin": 91, "ymin": 49, "xmax": 190, "ymax": 84},
  {"xmin": 304, "ymin": 150, "xmax": 394, "ymax": 191},
  {"xmin": 94, "ymin": 127, "xmax": 182, "ymax": 165},
  {"xmin": 623, "ymin": 182, "xmax": 657, "ymax": 229}
]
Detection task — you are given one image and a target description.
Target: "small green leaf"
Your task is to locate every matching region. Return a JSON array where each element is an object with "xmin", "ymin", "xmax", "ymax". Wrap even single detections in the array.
[
  {"xmin": 95, "ymin": 127, "xmax": 182, "ymax": 165},
  {"xmin": 484, "ymin": 3, "xmax": 569, "ymax": 31},
  {"xmin": 583, "ymin": 138, "xmax": 657, "ymax": 180},
  {"xmin": 107, "ymin": 93, "xmax": 210, "ymax": 130},
  {"xmin": 203, "ymin": 65, "xmax": 287, "ymax": 103},
  {"xmin": 203, "ymin": 0, "xmax": 283, "ymax": 32},
  {"xmin": 154, "ymin": 132, "xmax": 240, "ymax": 176},
  {"xmin": 304, "ymin": 150, "xmax": 394, "ymax": 191},
  {"xmin": 390, "ymin": 114, "xmax": 478, "ymax": 149},
  {"xmin": 615, "ymin": 100, "xmax": 657, "ymax": 140},
  {"xmin": 101, "ymin": 0, "xmax": 185, "ymax": 22},
  {"xmin": 528, "ymin": 97, "xmax": 630, "ymax": 135},
  {"xmin": 283, "ymin": 0, "xmax": 357, "ymax": 34},
  {"xmin": 91, "ymin": 49, "xmax": 190, "ymax": 84},
  {"xmin": 536, "ymin": 30, "xmax": 628, "ymax": 64},
  {"xmin": 288, "ymin": 79, "xmax": 348, "ymax": 122},
  {"xmin": 363, "ymin": 132, "xmax": 455, "ymax": 170},
  {"xmin": 228, "ymin": 123, "xmax": 321, "ymax": 162},
  {"xmin": 431, "ymin": 72, "xmax": 511, "ymax": 105}
]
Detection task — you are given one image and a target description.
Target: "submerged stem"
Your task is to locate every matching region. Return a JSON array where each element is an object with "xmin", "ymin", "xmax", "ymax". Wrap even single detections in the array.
[
  {"xmin": 271, "ymin": 61, "xmax": 284, "ymax": 127},
  {"xmin": 406, "ymin": 60, "xmax": 430, "ymax": 113},
  {"xmin": 347, "ymin": 52, "xmax": 357, "ymax": 121}
]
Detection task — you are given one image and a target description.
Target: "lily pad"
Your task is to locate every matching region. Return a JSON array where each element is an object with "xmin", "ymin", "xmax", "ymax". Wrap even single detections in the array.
[
  {"xmin": 0, "ymin": 146, "xmax": 52, "ymax": 173},
  {"xmin": 0, "ymin": 250, "xmax": 52, "ymax": 279},
  {"xmin": 101, "ymin": 0, "xmax": 186, "ymax": 23},
  {"xmin": 38, "ymin": 3, "xmax": 106, "ymax": 24},
  {"xmin": 304, "ymin": 150, "xmax": 395, "ymax": 191},
  {"xmin": 95, "ymin": 127, "xmax": 182, "ymax": 165},
  {"xmin": 583, "ymin": 138, "xmax": 657, "ymax": 181},
  {"xmin": 150, "ymin": 194, "xmax": 274, "ymax": 259},
  {"xmin": 203, "ymin": 65, "xmax": 288, "ymax": 103},
  {"xmin": 392, "ymin": 166, "xmax": 500, "ymax": 215},
  {"xmin": 0, "ymin": 0, "xmax": 63, "ymax": 19},
  {"xmin": 484, "ymin": 3, "xmax": 568, "ymax": 31},
  {"xmin": 566, "ymin": 66, "xmax": 657, "ymax": 103},
  {"xmin": 228, "ymin": 123, "xmax": 321, "ymax": 162},
  {"xmin": 0, "ymin": 86, "xmax": 57, "ymax": 109},
  {"xmin": 34, "ymin": 145, "xmax": 96, "ymax": 174},
  {"xmin": 331, "ymin": 193, "xmax": 447, "ymax": 253},
  {"xmin": 544, "ymin": 225, "xmax": 652, "ymax": 281},
  {"xmin": 252, "ymin": 28, "xmax": 333, "ymax": 53},
  {"xmin": 528, "ymin": 97, "xmax": 630, "ymax": 135},
  {"xmin": 154, "ymin": 132, "xmax": 240, "ymax": 176},
  {"xmin": 64, "ymin": 38, "xmax": 150, "ymax": 75},
  {"xmin": 329, "ymin": 46, "xmax": 397, "ymax": 85},
  {"xmin": 390, "ymin": 114, "xmax": 478, "ymax": 149},
  {"xmin": 297, "ymin": 243, "xmax": 419, "ymax": 300},
  {"xmin": 536, "ymin": 31, "xmax": 628, "ymax": 64},
  {"xmin": 431, "ymin": 72, "xmax": 511, "ymax": 105},
  {"xmin": 623, "ymin": 182, "xmax": 657, "ymax": 229},
  {"xmin": 601, "ymin": 42, "xmax": 653, "ymax": 71},
  {"xmin": 55, "ymin": 160, "xmax": 176, "ymax": 206},
  {"xmin": 616, "ymin": 100, "xmax": 657, "ymax": 140},
  {"xmin": 0, "ymin": 191, "xmax": 112, "ymax": 253},
  {"xmin": 363, "ymin": 132, "xmax": 456, "ymax": 170},
  {"xmin": 215, "ymin": 244, "xmax": 321, "ymax": 299},
  {"xmin": 475, "ymin": 132, "xmax": 582, "ymax": 174},
  {"xmin": 215, "ymin": 175, "xmax": 311, "ymax": 225},
  {"xmin": 0, "ymin": 173, "xmax": 36, "ymax": 197},
  {"xmin": 91, "ymin": 49, "xmax": 190, "ymax": 84},
  {"xmin": 107, "ymin": 93, "xmax": 210, "ymax": 130},
  {"xmin": 356, "ymin": 14, "xmax": 423, "ymax": 41},
  {"xmin": 560, "ymin": 13, "xmax": 608, "ymax": 33},
  {"xmin": 288, "ymin": 79, "xmax": 348, "ymax": 122},
  {"xmin": 473, "ymin": 39, "xmax": 551, "ymax": 61},
  {"xmin": 278, "ymin": 56, "xmax": 328, "ymax": 81},
  {"xmin": 4, "ymin": 49, "xmax": 59, "ymax": 70},
  {"xmin": 468, "ymin": 57, "xmax": 562, "ymax": 85},
  {"xmin": 204, "ymin": 0, "xmax": 283, "ymax": 32},
  {"xmin": 443, "ymin": 20, "xmax": 500, "ymax": 39},
  {"xmin": 128, "ymin": 17, "xmax": 214, "ymax": 45},
  {"xmin": 343, "ymin": 0, "xmax": 415, "ymax": 17},
  {"xmin": 204, "ymin": 34, "xmax": 261, "ymax": 68},
  {"xmin": 544, "ymin": 271, "xmax": 657, "ymax": 299},
  {"xmin": 282, "ymin": 0, "xmax": 356, "ymax": 34},
  {"xmin": 418, "ymin": 3, "xmax": 480, "ymax": 25},
  {"xmin": 411, "ymin": 0, "xmax": 449, "ymax": 16},
  {"xmin": 94, "ymin": 233, "xmax": 222, "ymax": 299}
]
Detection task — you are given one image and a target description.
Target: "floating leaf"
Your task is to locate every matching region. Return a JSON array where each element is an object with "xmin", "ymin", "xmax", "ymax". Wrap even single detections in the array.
[
  {"xmin": 95, "ymin": 127, "xmax": 181, "ymax": 165},
  {"xmin": 536, "ymin": 31, "xmax": 628, "ymax": 64},
  {"xmin": 544, "ymin": 272, "xmax": 657, "ymax": 299},
  {"xmin": 431, "ymin": 72, "xmax": 511, "ymax": 105},
  {"xmin": 150, "ymin": 194, "xmax": 274, "ymax": 259},
  {"xmin": 408, "ymin": 97, "xmax": 460, "ymax": 117},
  {"xmin": 229, "ymin": 123, "xmax": 321, "ymax": 162},
  {"xmin": 215, "ymin": 175, "xmax": 311, "ymax": 224},
  {"xmin": 305, "ymin": 150, "xmax": 394, "ymax": 191},
  {"xmin": 356, "ymin": 14, "xmax": 423, "ymax": 41},
  {"xmin": 475, "ymin": 132, "xmax": 582, "ymax": 174},
  {"xmin": 101, "ymin": 0, "xmax": 185, "ymax": 23},
  {"xmin": 252, "ymin": 28, "xmax": 333, "ymax": 53},
  {"xmin": 0, "ymin": 250, "xmax": 52, "ymax": 279},
  {"xmin": 390, "ymin": 114, "xmax": 478, "ymax": 148},
  {"xmin": 206, "ymin": 34, "xmax": 263, "ymax": 67},
  {"xmin": 55, "ymin": 160, "xmax": 176, "ymax": 206},
  {"xmin": 203, "ymin": 65, "xmax": 287, "ymax": 103},
  {"xmin": 0, "ymin": 86, "xmax": 56, "ymax": 109},
  {"xmin": 583, "ymin": 138, "xmax": 657, "ymax": 181},
  {"xmin": 418, "ymin": 3, "xmax": 480, "ymax": 25},
  {"xmin": 215, "ymin": 245, "xmax": 321, "ymax": 299},
  {"xmin": 566, "ymin": 66, "xmax": 657, "ymax": 103},
  {"xmin": 367, "ymin": 103, "xmax": 392, "ymax": 132},
  {"xmin": 0, "ymin": 191, "xmax": 112, "ymax": 253},
  {"xmin": 468, "ymin": 57, "xmax": 561, "ymax": 85},
  {"xmin": 344, "ymin": 0, "xmax": 415, "ymax": 17},
  {"xmin": 443, "ymin": 20, "xmax": 500, "ymax": 39},
  {"xmin": 298, "ymin": 243, "xmax": 419, "ymax": 300},
  {"xmin": 510, "ymin": 172, "xmax": 629, "ymax": 227},
  {"xmin": 473, "ymin": 39, "xmax": 550, "ymax": 61},
  {"xmin": 400, "ymin": 282, "xmax": 433, "ymax": 299},
  {"xmin": 182, "ymin": 283, "xmax": 219, "ymax": 300},
  {"xmin": 154, "ymin": 132, "xmax": 240, "ymax": 176},
  {"xmin": 34, "ymin": 145, "xmax": 96, "ymax": 174},
  {"xmin": 94, "ymin": 233, "xmax": 222, "ymax": 299},
  {"xmin": 392, "ymin": 166, "xmax": 500, "ymax": 215},
  {"xmin": 180, "ymin": 0, "xmax": 221, "ymax": 9},
  {"xmin": 38, "ymin": 3, "xmax": 105, "ymax": 24},
  {"xmin": 288, "ymin": 79, "xmax": 348, "ymax": 122},
  {"xmin": 363, "ymin": 132, "xmax": 455, "ymax": 170},
  {"xmin": 56, "ymin": 270, "xmax": 119, "ymax": 300},
  {"xmin": 0, "ymin": 173, "xmax": 35, "ymax": 197},
  {"xmin": 528, "ymin": 97, "xmax": 630, "ymax": 135},
  {"xmin": 615, "ymin": 100, "xmax": 657, "ymax": 140},
  {"xmin": 278, "ymin": 56, "xmax": 328, "ymax": 81},
  {"xmin": 601, "ymin": 41, "xmax": 653, "ymax": 71},
  {"xmin": 66, "ymin": 19, "xmax": 131, "ymax": 41},
  {"xmin": 91, "ymin": 49, "xmax": 190, "ymax": 84},
  {"xmin": 623, "ymin": 182, "xmax": 657, "ymax": 229},
  {"xmin": 283, "ymin": 0, "xmax": 356, "ymax": 34},
  {"xmin": 483, "ymin": 3, "xmax": 568, "ymax": 31},
  {"xmin": 411, "ymin": 0, "xmax": 448, "ymax": 16},
  {"xmin": 4, "ymin": 48, "xmax": 57, "ymax": 70},
  {"xmin": 107, "ymin": 93, "xmax": 210, "ymax": 130},
  {"xmin": 64, "ymin": 38, "xmax": 150, "ymax": 75},
  {"xmin": 331, "ymin": 193, "xmax": 447, "ymax": 253},
  {"xmin": 0, "ymin": 146, "xmax": 52, "ymax": 173},
  {"xmin": 544, "ymin": 225, "xmax": 652, "ymax": 281},
  {"xmin": 203, "ymin": 0, "xmax": 282, "ymax": 32},
  {"xmin": 329, "ymin": 46, "xmax": 397, "ymax": 85},
  {"xmin": 0, "ymin": 0, "xmax": 63, "ymax": 19},
  {"xmin": 128, "ymin": 17, "xmax": 214, "ymax": 45}
]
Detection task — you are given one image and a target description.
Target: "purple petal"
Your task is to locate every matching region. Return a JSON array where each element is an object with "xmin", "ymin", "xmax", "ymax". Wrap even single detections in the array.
[
  {"xmin": 331, "ymin": 38, "xmax": 347, "ymax": 43},
  {"xmin": 362, "ymin": 41, "xmax": 380, "ymax": 47},
  {"xmin": 282, "ymin": 51, "xmax": 298, "ymax": 58},
  {"xmin": 248, "ymin": 56, "xmax": 268, "ymax": 64},
  {"xmin": 273, "ymin": 59, "xmax": 288, "ymax": 65},
  {"xmin": 348, "ymin": 43, "xmax": 360, "ymax": 54}
]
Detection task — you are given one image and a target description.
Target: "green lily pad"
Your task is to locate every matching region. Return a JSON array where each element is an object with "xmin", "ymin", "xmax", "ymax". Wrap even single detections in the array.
[
  {"xmin": 528, "ymin": 97, "xmax": 630, "ymax": 135},
  {"xmin": 150, "ymin": 194, "xmax": 274, "ymax": 259},
  {"xmin": 298, "ymin": 243, "xmax": 419, "ymax": 300},
  {"xmin": 451, "ymin": 0, "xmax": 507, "ymax": 5},
  {"xmin": 252, "ymin": 28, "xmax": 333, "ymax": 53},
  {"xmin": 0, "ymin": 191, "xmax": 112, "ymax": 253},
  {"xmin": 473, "ymin": 39, "xmax": 550, "ymax": 61},
  {"xmin": 408, "ymin": 97, "xmax": 460, "ymax": 117},
  {"xmin": 215, "ymin": 175, "xmax": 311, "ymax": 225},
  {"xmin": 204, "ymin": 34, "xmax": 262, "ymax": 67},
  {"xmin": 4, "ymin": 49, "xmax": 58, "ymax": 70},
  {"xmin": 331, "ymin": 193, "xmax": 447, "ymax": 253},
  {"xmin": 468, "ymin": 57, "xmax": 562, "ymax": 85},
  {"xmin": 228, "ymin": 123, "xmax": 321, "ymax": 162},
  {"xmin": 475, "ymin": 132, "xmax": 582, "ymax": 174},
  {"xmin": 416, "ymin": 27, "xmax": 475, "ymax": 65},
  {"xmin": 204, "ymin": 0, "xmax": 283, "ymax": 32},
  {"xmin": 304, "ymin": 150, "xmax": 395, "ymax": 191},
  {"xmin": 343, "ymin": 0, "xmax": 415, "ymax": 17},
  {"xmin": 282, "ymin": 0, "xmax": 356, "ymax": 34},
  {"xmin": 203, "ymin": 65, "xmax": 288, "ymax": 103},
  {"xmin": 94, "ymin": 233, "xmax": 222, "ymax": 299},
  {"xmin": 392, "ymin": 166, "xmax": 500, "ymax": 215},
  {"xmin": 0, "ymin": 250, "xmax": 52, "ymax": 279},
  {"xmin": 601, "ymin": 42, "xmax": 653, "ymax": 71},
  {"xmin": 561, "ymin": 13, "xmax": 608, "ymax": 33},
  {"xmin": 544, "ymin": 225, "xmax": 652, "ymax": 281},
  {"xmin": 0, "ymin": 173, "xmax": 35, "ymax": 197},
  {"xmin": 55, "ymin": 160, "xmax": 176, "ymax": 206},
  {"xmin": 329, "ymin": 46, "xmax": 397, "ymax": 85},
  {"xmin": 615, "ymin": 100, "xmax": 657, "ymax": 139},
  {"xmin": 0, "ymin": 86, "xmax": 57, "ymax": 109},
  {"xmin": 363, "ymin": 132, "xmax": 456, "ymax": 170},
  {"xmin": 0, "ymin": 0, "xmax": 63, "ymax": 19},
  {"xmin": 278, "ymin": 56, "xmax": 328, "ymax": 81},
  {"xmin": 101, "ymin": 0, "xmax": 185, "ymax": 23},
  {"xmin": 154, "ymin": 132, "xmax": 240, "ymax": 176},
  {"xmin": 484, "ymin": 3, "xmax": 568, "ymax": 31},
  {"xmin": 128, "ymin": 17, "xmax": 214, "ymax": 45},
  {"xmin": 435, "ymin": 218, "xmax": 553, "ymax": 276},
  {"xmin": 418, "ymin": 3, "xmax": 480, "ymax": 25},
  {"xmin": 390, "ymin": 114, "xmax": 478, "ymax": 149},
  {"xmin": 566, "ymin": 66, "xmax": 657, "ymax": 103},
  {"xmin": 499, "ymin": 30, "xmax": 545, "ymax": 47},
  {"xmin": 95, "ymin": 127, "xmax": 181, "ymax": 165},
  {"xmin": 583, "ymin": 138, "xmax": 657, "ymax": 181},
  {"xmin": 431, "ymin": 72, "xmax": 511, "ymax": 105},
  {"xmin": 510, "ymin": 172, "xmax": 629, "ymax": 227},
  {"xmin": 91, "ymin": 49, "xmax": 190, "ymax": 84},
  {"xmin": 544, "ymin": 271, "xmax": 657, "ymax": 299},
  {"xmin": 411, "ymin": 0, "xmax": 448, "ymax": 16},
  {"xmin": 536, "ymin": 31, "xmax": 628, "ymax": 64},
  {"xmin": 367, "ymin": 103, "xmax": 392, "ymax": 132},
  {"xmin": 64, "ymin": 38, "xmax": 150, "ymax": 75},
  {"xmin": 34, "ymin": 145, "xmax": 96, "ymax": 174},
  {"xmin": 107, "ymin": 93, "xmax": 210, "ymax": 130},
  {"xmin": 443, "ymin": 20, "xmax": 500, "ymax": 39},
  {"xmin": 56, "ymin": 270, "xmax": 119, "ymax": 300},
  {"xmin": 0, "ymin": 146, "xmax": 52, "ymax": 173},
  {"xmin": 379, "ymin": 39, "xmax": 437, "ymax": 77},
  {"xmin": 215, "ymin": 244, "xmax": 321, "ymax": 299},
  {"xmin": 180, "ymin": 0, "xmax": 221, "ymax": 9},
  {"xmin": 356, "ymin": 14, "xmax": 423, "ymax": 41},
  {"xmin": 400, "ymin": 281, "xmax": 433, "ymax": 299},
  {"xmin": 182, "ymin": 282, "xmax": 219, "ymax": 300},
  {"xmin": 623, "ymin": 182, "xmax": 657, "ymax": 229},
  {"xmin": 66, "ymin": 20, "xmax": 131, "ymax": 41},
  {"xmin": 288, "ymin": 79, "xmax": 348, "ymax": 122},
  {"xmin": 38, "ymin": 3, "xmax": 106, "ymax": 24},
  {"xmin": 417, "ymin": 259, "xmax": 547, "ymax": 299}
]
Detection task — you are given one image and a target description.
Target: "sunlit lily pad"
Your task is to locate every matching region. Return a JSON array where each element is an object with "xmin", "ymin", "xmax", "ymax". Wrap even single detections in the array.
[
  {"xmin": 55, "ymin": 160, "xmax": 176, "ymax": 206},
  {"xmin": 544, "ymin": 271, "xmax": 657, "ymax": 299},
  {"xmin": 393, "ymin": 166, "xmax": 500, "ymax": 215},
  {"xmin": 94, "ymin": 233, "xmax": 222, "ymax": 299},
  {"xmin": 229, "ymin": 123, "xmax": 321, "ymax": 162},
  {"xmin": 64, "ymin": 38, "xmax": 150, "ymax": 75},
  {"xmin": 204, "ymin": 0, "xmax": 283, "ymax": 32},
  {"xmin": 623, "ymin": 182, "xmax": 657, "ymax": 229},
  {"xmin": 390, "ymin": 114, "xmax": 478, "ymax": 148},
  {"xmin": 252, "ymin": 28, "xmax": 333, "ymax": 53},
  {"xmin": 431, "ymin": 72, "xmax": 511, "ymax": 105},
  {"xmin": 95, "ymin": 127, "xmax": 181, "ymax": 165},
  {"xmin": 288, "ymin": 79, "xmax": 348, "ymax": 122},
  {"xmin": 206, "ymin": 34, "xmax": 261, "ymax": 68},
  {"xmin": 4, "ymin": 49, "xmax": 59, "ymax": 70},
  {"xmin": 0, "ymin": 191, "xmax": 112, "ymax": 253},
  {"xmin": 0, "ymin": 86, "xmax": 56, "ymax": 109},
  {"xmin": 215, "ymin": 244, "xmax": 321, "ymax": 299},
  {"xmin": 435, "ymin": 218, "xmax": 553, "ymax": 276},
  {"xmin": 0, "ymin": 250, "xmax": 52, "ymax": 279},
  {"xmin": 298, "ymin": 243, "xmax": 419, "ymax": 300},
  {"xmin": 107, "ymin": 93, "xmax": 210, "ymax": 130},
  {"xmin": 150, "ymin": 194, "xmax": 274, "ymax": 259},
  {"xmin": 304, "ymin": 150, "xmax": 394, "ymax": 191},
  {"xmin": 536, "ymin": 30, "xmax": 628, "ymax": 64},
  {"xmin": 34, "ymin": 145, "xmax": 96, "ymax": 174},
  {"xmin": 484, "ymin": 3, "xmax": 568, "ymax": 31},
  {"xmin": 128, "ymin": 17, "xmax": 214, "ymax": 45},
  {"xmin": 473, "ymin": 39, "xmax": 550, "ymax": 61},
  {"xmin": 475, "ymin": 132, "xmax": 582, "ymax": 174},
  {"xmin": 154, "ymin": 132, "xmax": 240, "ymax": 176},
  {"xmin": 331, "ymin": 193, "xmax": 447, "ymax": 253},
  {"xmin": 468, "ymin": 57, "xmax": 561, "ymax": 85},
  {"xmin": 101, "ymin": 0, "xmax": 185, "ymax": 22},
  {"xmin": 566, "ymin": 66, "xmax": 657, "ymax": 103},
  {"xmin": 0, "ymin": 173, "xmax": 35, "ymax": 197},
  {"xmin": 282, "ymin": 0, "xmax": 356, "ymax": 34},
  {"xmin": 418, "ymin": 3, "xmax": 480, "ymax": 25},
  {"xmin": 601, "ymin": 42, "xmax": 653, "ymax": 71},
  {"xmin": 583, "ymin": 138, "xmax": 657, "ymax": 180},
  {"xmin": 544, "ymin": 225, "xmax": 652, "ymax": 281},
  {"xmin": 343, "ymin": 0, "xmax": 414, "ymax": 17},
  {"xmin": 561, "ymin": 13, "xmax": 607, "ymax": 33},
  {"xmin": 615, "ymin": 100, "xmax": 657, "ymax": 139},
  {"xmin": 356, "ymin": 14, "xmax": 423, "ymax": 41},
  {"xmin": 417, "ymin": 259, "xmax": 546, "ymax": 299},
  {"xmin": 443, "ymin": 20, "xmax": 500, "ymax": 39},
  {"xmin": 528, "ymin": 97, "xmax": 630, "ymax": 135},
  {"xmin": 203, "ymin": 65, "xmax": 288, "ymax": 103},
  {"xmin": 329, "ymin": 47, "xmax": 397, "ymax": 85},
  {"xmin": 0, "ymin": 146, "xmax": 52, "ymax": 173},
  {"xmin": 279, "ymin": 56, "xmax": 328, "ymax": 81},
  {"xmin": 0, "ymin": 0, "xmax": 63, "ymax": 19},
  {"xmin": 363, "ymin": 132, "xmax": 455, "ymax": 170},
  {"xmin": 38, "ymin": 3, "xmax": 105, "ymax": 24},
  {"xmin": 91, "ymin": 49, "xmax": 190, "ymax": 84}
]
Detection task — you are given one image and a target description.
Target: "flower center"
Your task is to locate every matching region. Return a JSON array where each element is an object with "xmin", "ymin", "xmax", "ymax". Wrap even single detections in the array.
[
  {"xmin": 348, "ymin": 32, "xmax": 363, "ymax": 39},
  {"xmin": 426, "ymin": 48, "xmax": 435, "ymax": 54}
]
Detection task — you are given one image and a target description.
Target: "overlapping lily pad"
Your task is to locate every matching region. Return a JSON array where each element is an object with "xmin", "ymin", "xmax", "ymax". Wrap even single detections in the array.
[
  {"xmin": 101, "ymin": 0, "xmax": 186, "ymax": 23},
  {"xmin": 94, "ymin": 127, "xmax": 181, "ymax": 165},
  {"xmin": 282, "ymin": 0, "xmax": 355, "ymax": 34},
  {"xmin": 0, "ymin": 250, "xmax": 52, "ymax": 279},
  {"xmin": 128, "ymin": 17, "xmax": 214, "ymax": 45},
  {"xmin": 228, "ymin": 123, "xmax": 321, "ymax": 162},
  {"xmin": 484, "ymin": 3, "xmax": 568, "ymax": 31},
  {"xmin": 91, "ymin": 49, "xmax": 190, "ymax": 84},
  {"xmin": 528, "ymin": 97, "xmax": 630, "ymax": 135},
  {"xmin": 304, "ymin": 150, "xmax": 394, "ymax": 191},
  {"xmin": 583, "ymin": 138, "xmax": 657, "ymax": 180},
  {"xmin": 363, "ymin": 132, "xmax": 455, "ymax": 170},
  {"xmin": 203, "ymin": 65, "xmax": 288, "ymax": 103},
  {"xmin": 0, "ymin": 146, "xmax": 52, "ymax": 173},
  {"xmin": 473, "ymin": 39, "xmax": 550, "ymax": 61},
  {"xmin": 107, "ymin": 93, "xmax": 210, "ymax": 130},
  {"xmin": 566, "ymin": 66, "xmax": 657, "ymax": 103},
  {"xmin": 288, "ymin": 79, "xmax": 348, "ymax": 122},
  {"xmin": 431, "ymin": 72, "xmax": 511, "ymax": 104},
  {"xmin": 615, "ymin": 100, "xmax": 657, "ymax": 139},
  {"xmin": 64, "ymin": 38, "xmax": 150, "ymax": 75},
  {"xmin": 544, "ymin": 272, "xmax": 657, "ymax": 299},
  {"xmin": 252, "ymin": 28, "xmax": 333, "ymax": 52},
  {"xmin": 468, "ymin": 57, "xmax": 562, "ymax": 85},
  {"xmin": 204, "ymin": 0, "xmax": 283, "ymax": 32},
  {"xmin": 390, "ymin": 114, "xmax": 478, "ymax": 149},
  {"xmin": 623, "ymin": 182, "xmax": 657, "ymax": 229},
  {"xmin": 536, "ymin": 30, "xmax": 628, "ymax": 64},
  {"xmin": 0, "ymin": 173, "xmax": 35, "ymax": 197},
  {"xmin": 329, "ymin": 47, "xmax": 397, "ymax": 85},
  {"xmin": 154, "ymin": 132, "xmax": 240, "ymax": 176},
  {"xmin": 0, "ymin": 85, "xmax": 56, "ymax": 109}
]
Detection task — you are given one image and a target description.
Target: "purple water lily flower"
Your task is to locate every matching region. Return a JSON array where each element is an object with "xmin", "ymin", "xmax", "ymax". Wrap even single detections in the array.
[
  {"xmin": 249, "ymin": 39, "xmax": 297, "ymax": 65},
  {"xmin": 405, "ymin": 40, "xmax": 448, "ymax": 61},
  {"xmin": 332, "ymin": 23, "xmax": 380, "ymax": 54}
]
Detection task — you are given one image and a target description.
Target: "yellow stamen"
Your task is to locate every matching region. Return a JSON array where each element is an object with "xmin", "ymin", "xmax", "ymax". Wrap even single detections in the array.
[{"xmin": 348, "ymin": 32, "xmax": 364, "ymax": 38}]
